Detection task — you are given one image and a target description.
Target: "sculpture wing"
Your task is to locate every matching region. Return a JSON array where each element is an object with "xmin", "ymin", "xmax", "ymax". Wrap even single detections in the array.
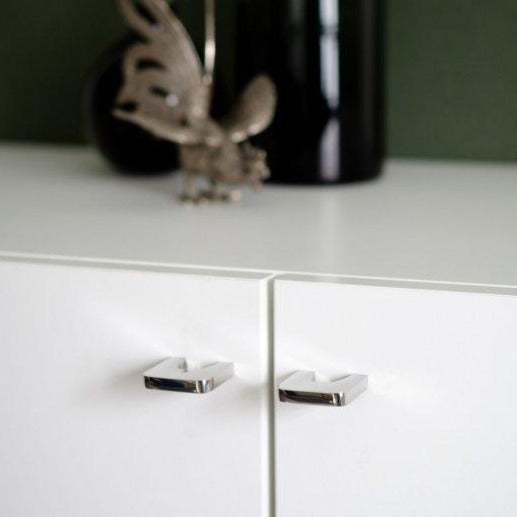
[
  {"xmin": 113, "ymin": 109, "xmax": 225, "ymax": 146},
  {"xmin": 221, "ymin": 75, "xmax": 277, "ymax": 143},
  {"xmin": 114, "ymin": 0, "xmax": 211, "ymax": 145}
]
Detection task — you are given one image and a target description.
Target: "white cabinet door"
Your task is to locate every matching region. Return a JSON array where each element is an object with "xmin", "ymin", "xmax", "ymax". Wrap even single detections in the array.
[
  {"xmin": 275, "ymin": 276, "xmax": 517, "ymax": 517},
  {"xmin": 0, "ymin": 259, "xmax": 271, "ymax": 517}
]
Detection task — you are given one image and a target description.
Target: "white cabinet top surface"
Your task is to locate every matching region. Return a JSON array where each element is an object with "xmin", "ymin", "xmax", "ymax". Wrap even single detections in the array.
[{"xmin": 1, "ymin": 143, "xmax": 516, "ymax": 287}]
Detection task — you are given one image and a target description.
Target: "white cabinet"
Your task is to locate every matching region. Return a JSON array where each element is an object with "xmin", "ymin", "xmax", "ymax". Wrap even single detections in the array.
[
  {"xmin": 275, "ymin": 276, "xmax": 517, "ymax": 517},
  {"xmin": 0, "ymin": 260, "xmax": 271, "ymax": 517},
  {"xmin": 3, "ymin": 147, "xmax": 517, "ymax": 516}
]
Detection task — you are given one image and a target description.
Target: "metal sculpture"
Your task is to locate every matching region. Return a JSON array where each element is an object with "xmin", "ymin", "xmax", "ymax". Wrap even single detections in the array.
[{"xmin": 113, "ymin": 0, "xmax": 277, "ymax": 202}]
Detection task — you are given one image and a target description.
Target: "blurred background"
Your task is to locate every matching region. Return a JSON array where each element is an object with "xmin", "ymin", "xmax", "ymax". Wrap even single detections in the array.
[{"xmin": 1, "ymin": 0, "xmax": 517, "ymax": 161}]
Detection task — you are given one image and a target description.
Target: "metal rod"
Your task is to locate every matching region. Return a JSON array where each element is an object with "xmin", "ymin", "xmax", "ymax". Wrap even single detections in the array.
[{"xmin": 204, "ymin": 0, "xmax": 216, "ymax": 85}]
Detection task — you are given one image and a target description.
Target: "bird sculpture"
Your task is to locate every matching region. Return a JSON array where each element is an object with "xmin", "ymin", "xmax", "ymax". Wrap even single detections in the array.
[{"xmin": 113, "ymin": 0, "xmax": 277, "ymax": 202}]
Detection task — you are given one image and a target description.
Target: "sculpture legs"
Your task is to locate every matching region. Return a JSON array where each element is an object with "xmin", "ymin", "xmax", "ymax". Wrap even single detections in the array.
[
  {"xmin": 179, "ymin": 173, "xmax": 242, "ymax": 203},
  {"xmin": 179, "ymin": 171, "xmax": 200, "ymax": 203}
]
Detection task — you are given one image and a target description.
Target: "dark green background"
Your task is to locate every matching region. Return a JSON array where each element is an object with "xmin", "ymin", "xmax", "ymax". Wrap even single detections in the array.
[{"xmin": 1, "ymin": 1, "xmax": 517, "ymax": 160}]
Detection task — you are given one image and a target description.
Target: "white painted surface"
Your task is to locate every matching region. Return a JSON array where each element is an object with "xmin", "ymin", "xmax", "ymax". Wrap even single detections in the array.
[
  {"xmin": 2, "ymin": 144, "xmax": 517, "ymax": 286},
  {"xmin": 0, "ymin": 260, "xmax": 271, "ymax": 517},
  {"xmin": 275, "ymin": 276, "xmax": 517, "ymax": 517}
]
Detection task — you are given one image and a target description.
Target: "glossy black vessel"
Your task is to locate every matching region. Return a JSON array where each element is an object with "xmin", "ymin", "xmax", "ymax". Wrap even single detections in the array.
[
  {"xmin": 83, "ymin": 1, "xmax": 208, "ymax": 175},
  {"xmin": 214, "ymin": 0, "xmax": 385, "ymax": 184},
  {"xmin": 83, "ymin": 35, "xmax": 179, "ymax": 175}
]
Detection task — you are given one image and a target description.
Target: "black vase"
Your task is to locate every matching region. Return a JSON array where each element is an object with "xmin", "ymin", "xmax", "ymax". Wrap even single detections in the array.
[
  {"xmin": 213, "ymin": 0, "xmax": 385, "ymax": 184},
  {"xmin": 83, "ymin": 34, "xmax": 179, "ymax": 175},
  {"xmin": 83, "ymin": 1, "xmax": 208, "ymax": 175}
]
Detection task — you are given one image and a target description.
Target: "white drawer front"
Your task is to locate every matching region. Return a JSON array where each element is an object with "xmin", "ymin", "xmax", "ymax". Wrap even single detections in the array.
[
  {"xmin": 0, "ymin": 261, "xmax": 270, "ymax": 517},
  {"xmin": 275, "ymin": 277, "xmax": 517, "ymax": 517}
]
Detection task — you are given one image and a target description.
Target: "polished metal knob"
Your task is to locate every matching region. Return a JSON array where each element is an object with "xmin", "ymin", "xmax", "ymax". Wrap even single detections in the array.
[
  {"xmin": 279, "ymin": 370, "xmax": 368, "ymax": 407},
  {"xmin": 144, "ymin": 357, "xmax": 234, "ymax": 394}
]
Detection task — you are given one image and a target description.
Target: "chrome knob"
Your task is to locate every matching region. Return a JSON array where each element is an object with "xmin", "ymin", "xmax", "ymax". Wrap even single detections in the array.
[
  {"xmin": 144, "ymin": 357, "xmax": 234, "ymax": 394},
  {"xmin": 279, "ymin": 370, "xmax": 368, "ymax": 407}
]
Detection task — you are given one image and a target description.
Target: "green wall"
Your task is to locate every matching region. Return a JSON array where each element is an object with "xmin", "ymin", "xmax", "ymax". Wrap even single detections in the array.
[
  {"xmin": 0, "ymin": 0, "xmax": 124, "ymax": 144},
  {"xmin": 388, "ymin": 1, "xmax": 517, "ymax": 160},
  {"xmin": 1, "ymin": 1, "xmax": 517, "ymax": 160}
]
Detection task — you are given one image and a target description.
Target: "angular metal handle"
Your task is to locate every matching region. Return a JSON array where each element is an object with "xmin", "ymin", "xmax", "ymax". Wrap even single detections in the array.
[
  {"xmin": 279, "ymin": 370, "xmax": 368, "ymax": 407},
  {"xmin": 144, "ymin": 357, "xmax": 234, "ymax": 394}
]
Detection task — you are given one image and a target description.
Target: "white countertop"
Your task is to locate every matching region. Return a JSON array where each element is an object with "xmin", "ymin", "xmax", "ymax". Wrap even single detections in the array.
[{"xmin": 1, "ymin": 143, "xmax": 516, "ymax": 287}]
